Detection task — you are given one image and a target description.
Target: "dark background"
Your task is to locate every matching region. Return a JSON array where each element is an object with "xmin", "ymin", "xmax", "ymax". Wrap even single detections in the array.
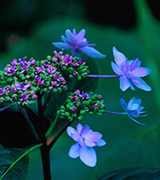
[{"xmin": 0, "ymin": 0, "xmax": 159, "ymax": 52}]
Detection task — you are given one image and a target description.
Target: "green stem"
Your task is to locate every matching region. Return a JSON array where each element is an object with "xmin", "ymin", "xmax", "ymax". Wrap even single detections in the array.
[
  {"xmin": 19, "ymin": 106, "xmax": 41, "ymax": 143},
  {"xmin": 40, "ymin": 143, "xmax": 51, "ymax": 180},
  {"xmin": 37, "ymin": 90, "xmax": 52, "ymax": 180},
  {"xmin": 37, "ymin": 90, "xmax": 46, "ymax": 141},
  {"xmin": 45, "ymin": 114, "xmax": 59, "ymax": 137},
  {"xmin": 0, "ymin": 143, "xmax": 43, "ymax": 180},
  {"xmin": 46, "ymin": 79, "xmax": 77, "ymax": 137},
  {"xmin": 48, "ymin": 120, "xmax": 73, "ymax": 150}
]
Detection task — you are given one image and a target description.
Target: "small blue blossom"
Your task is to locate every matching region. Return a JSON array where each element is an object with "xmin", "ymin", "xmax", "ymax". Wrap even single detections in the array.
[
  {"xmin": 111, "ymin": 46, "xmax": 151, "ymax": 91},
  {"xmin": 53, "ymin": 28, "xmax": 106, "ymax": 59},
  {"xmin": 120, "ymin": 97, "xmax": 147, "ymax": 125},
  {"xmin": 67, "ymin": 123, "xmax": 106, "ymax": 167}
]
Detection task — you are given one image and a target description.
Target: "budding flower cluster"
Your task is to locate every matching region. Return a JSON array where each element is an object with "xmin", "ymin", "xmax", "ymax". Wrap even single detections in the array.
[
  {"xmin": 57, "ymin": 90, "xmax": 105, "ymax": 121},
  {"xmin": 50, "ymin": 51, "xmax": 89, "ymax": 80},
  {"xmin": 0, "ymin": 51, "xmax": 89, "ymax": 106}
]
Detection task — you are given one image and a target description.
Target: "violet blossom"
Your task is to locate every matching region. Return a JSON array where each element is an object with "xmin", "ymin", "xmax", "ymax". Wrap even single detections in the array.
[
  {"xmin": 111, "ymin": 46, "xmax": 151, "ymax": 91},
  {"xmin": 0, "ymin": 88, "xmax": 5, "ymax": 95},
  {"xmin": 120, "ymin": 97, "xmax": 147, "ymax": 125},
  {"xmin": 67, "ymin": 123, "xmax": 106, "ymax": 167},
  {"xmin": 4, "ymin": 65, "xmax": 17, "ymax": 76},
  {"xmin": 15, "ymin": 83, "xmax": 30, "ymax": 91},
  {"xmin": 53, "ymin": 28, "xmax": 106, "ymax": 59}
]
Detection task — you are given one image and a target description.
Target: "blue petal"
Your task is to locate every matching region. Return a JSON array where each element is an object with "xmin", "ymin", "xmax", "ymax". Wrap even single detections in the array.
[
  {"xmin": 119, "ymin": 75, "xmax": 133, "ymax": 91},
  {"xmin": 80, "ymin": 47, "xmax": 106, "ymax": 59},
  {"xmin": 96, "ymin": 139, "xmax": 106, "ymax": 146},
  {"xmin": 76, "ymin": 29, "xmax": 86, "ymax": 42},
  {"xmin": 127, "ymin": 97, "xmax": 136, "ymax": 109},
  {"xmin": 111, "ymin": 62, "xmax": 124, "ymax": 75},
  {"xmin": 68, "ymin": 143, "xmax": 80, "ymax": 158},
  {"xmin": 65, "ymin": 29, "xmax": 77, "ymax": 45},
  {"xmin": 61, "ymin": 35, "xmax": 74, "ymax": 47},
  {"xmin": 80, "ymin": 146, "xmax": 97, "ymax": 167},
  {"xmin": 132, "ymin": 77, "xmax": 152, "ymax": 91},
  {"xmin": 112, "ymin": 46, "xmax": 126, "ymax": 66},
  {"xmin": 132, "ymin": 67, "xmax": 151, "ymax": 77},
  {"xmin": 127, "ymin": 113, "xmax": 145, "ymax": 125},
  {"xmin": 52, "ymin": 42, "xmax": 72, "ymax": 49},
  {"xmin": 120, "ymin": 99, "xmax": 128, "ymax": 111},
  {"xmin": 127, "ymin": 109, "xmax": 139, "ymax": 117}
]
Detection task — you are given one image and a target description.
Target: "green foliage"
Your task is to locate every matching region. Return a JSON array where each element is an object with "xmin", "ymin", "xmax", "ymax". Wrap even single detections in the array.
[
  {"xmin": 0, "ymin": 147, "xmax": 29, "ymax": 180},
  {"xmin": 98, "ymin": 168, "xmax": 160, "ymax": 180}
]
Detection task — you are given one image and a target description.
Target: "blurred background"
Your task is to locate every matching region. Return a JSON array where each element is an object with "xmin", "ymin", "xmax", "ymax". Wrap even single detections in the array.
[{"xmin": 0, "ymin": 0, "xmax": 160, "ymax": 179}]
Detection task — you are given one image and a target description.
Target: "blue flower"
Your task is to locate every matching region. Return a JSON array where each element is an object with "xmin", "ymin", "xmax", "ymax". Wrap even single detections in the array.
[
  {"xmin": 67, "ymin": 123, "xmax": 106, "ymax": 167},
  {"xmin": 111, "ymin": 46, "xmax": 151, "ymax": 91},
  {"xmin": 53, "ymin": 28, "xmax": 106, "ymax": 59},
  {"xmin": 120, "ymin": 97, "xmax": 147, "ymax": 125}
]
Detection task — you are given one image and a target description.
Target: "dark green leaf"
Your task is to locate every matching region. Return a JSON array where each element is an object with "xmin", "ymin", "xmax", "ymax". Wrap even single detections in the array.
[
  {"xmin": 98, "ymin": 168, "xmax": 160, "ymax": 180},
  {"xmin": 0, "ymin": 147, "xmax": 29, "ymax": 180}
]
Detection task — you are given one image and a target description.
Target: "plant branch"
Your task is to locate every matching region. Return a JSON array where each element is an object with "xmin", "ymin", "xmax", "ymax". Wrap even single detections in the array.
[
  {"xmin": 48, "ymin": 120, "xmax": 73, "ymax": 150},
  {"xmin": 19, "ymin": 106, "xmax": 41, "ymax": 143}
]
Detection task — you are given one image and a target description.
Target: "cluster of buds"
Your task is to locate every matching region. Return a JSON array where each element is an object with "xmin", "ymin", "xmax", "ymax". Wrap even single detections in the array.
[
  {"xmin": 47, "ymin": 51, "xmax": 89, "ymax": 80},
  {"xmin": 0, "ymin": 51, "xmax": 90, "ymax": 106},
  {"xmin": 57, "ymin": 90, "xmax": 105, "ymax": 121}
]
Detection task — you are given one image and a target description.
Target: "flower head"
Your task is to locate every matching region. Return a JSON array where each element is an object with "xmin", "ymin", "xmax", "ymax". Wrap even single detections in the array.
[
  {"xmin": 67, "ymin": 123, "xmax": 106, "ymax": 167},
  {"xmin": 111, "ymin": 46, "xmax": 151, "ymax": 91},
  {"xmin": 53, "ymin": 28, "xmax": 106, "ymax": 59},
  {"xmin": 120, "ymin": 97, "xmax": 147, "ymax": 125}
]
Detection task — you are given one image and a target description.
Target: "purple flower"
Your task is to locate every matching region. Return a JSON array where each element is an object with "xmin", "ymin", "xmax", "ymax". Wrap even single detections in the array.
[
  {"xmin": 20, "ymin": 93, "xmax": 29, "ymax": 101},
  {"xmin": 67, "ymin": 123, "xmax": 106, "ymax": 167},
  {"xmin": 36, "ymin": 66, "xmax": 46, "ymax": 74},
  {"xmin": 111, "ymin": 47, "xmax": 151, "ymax": 91},
  {"xmin": 53, "ymin": 29, "xmax": 106, "ymax": 59},
  {"xmin": 120, "ymin": 97, "xmax": 147, "ymax": 125},
  {"xmin": 4, "ymin": 65, "xmax": 17, "ymax": 76},
  {"xmin": 46, "ymin": 65, "xmax": 57, "ymax": 74},
  {"xmin": 15, "ymin": 83, "xmax": 30, "ymax": 91},
  {"xmin": 0, "ymin": 88, "xmax": 5, "ymax": 95}
]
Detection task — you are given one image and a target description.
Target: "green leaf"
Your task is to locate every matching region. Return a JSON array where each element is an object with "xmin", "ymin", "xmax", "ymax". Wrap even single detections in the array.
[
  {"xmin": 98, "ymin": 168, "xmax": 160, "ymax": 180},
  {"xmin": 0, "ymin": 147, "xmax": 29, "ymax": 180}
]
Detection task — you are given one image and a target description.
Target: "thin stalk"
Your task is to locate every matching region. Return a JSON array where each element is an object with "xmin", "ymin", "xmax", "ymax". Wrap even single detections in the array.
[
  {"xmin": 19, "ymin": 106, "xmax": 41, "ymax": 143},
  {"xmin": 45, "ymin": 114, "xmax": 59, "ymax": 137},
  {"xmin": 0, "ymin": 143, "xmax": 43, "ymax": 180},
  {"xmin": 0, "ymin": 104, "xmax": 12, "ymax": 111},
  {"xmin": 87, "ymin": 74, "xmax": 120, "ymax": 78},
  {"xmin": 23, "ymin": 106, "xmax": 38, "ymax": 118},
  {"xmin": 48, "ymin": 120, "xmax": 73, "ymax": 150},
  {"xmin": 105, "ymin": 110, "xmax": 127, "ymax": 115},
  {"xmin": 37, "ymin": 90, "xmax": 46, "ymax": 141},
  {"xmin": 37, "ymin": 90, "xmax": 52, "ymax": 180}
]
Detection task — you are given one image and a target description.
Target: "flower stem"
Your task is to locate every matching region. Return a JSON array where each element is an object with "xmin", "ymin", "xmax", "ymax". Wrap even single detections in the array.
[
  {"xmin": 87, "ymin": 74, "xmax": 120, "ymax": 78},
  {"xmin": 72, "ymin": 49, "xmax": 78, "ymax": 57},
  {"xmin": 37, "ymin": 90, "xmax": 52, "ymax": 180},
  {"xmin": 0, "ymin": 104, "xmax": 12, "ymax": 111},
  {"xmin": 19, "ymin": 106, "xmax": 41, "ymax": 143},
  {"xmin": 105, "ymin": 110, "xmax": 127, "ymax": 115},
  {"xmin": 48, "ymin": 120, "xmax": 73, "ymax": 150},
  {"xmin": 0, "ymin": 143, "xmax": 43, "ymax": 180},
  {"xmin": 40, "ymin": 143, "xmax": 51, "ymax": 180}
]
